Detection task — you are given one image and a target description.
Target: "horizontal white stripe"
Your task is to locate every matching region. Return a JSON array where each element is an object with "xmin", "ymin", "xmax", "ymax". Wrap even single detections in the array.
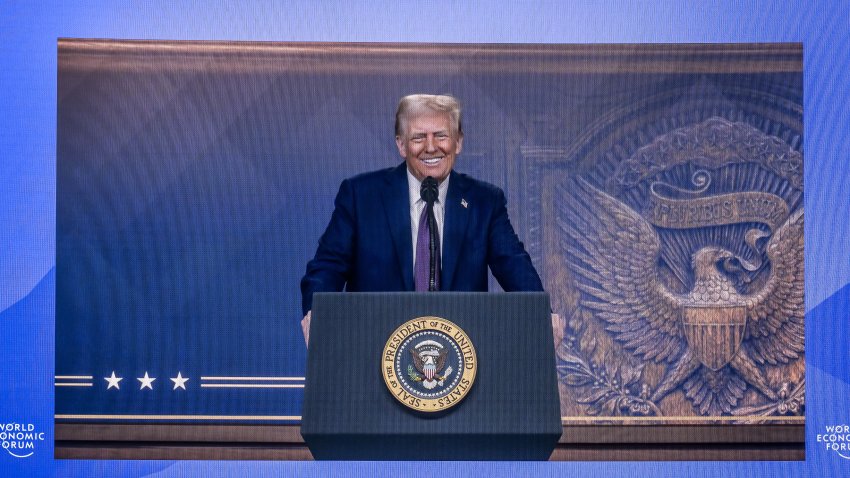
[
  {"xmin": 200, "ymin": 384, "xmax": 304, "ymax": 388},
  {"xmin": 200, "ymin": 376, "xmax": 304, "ymax": 381},
  {"xmin": 55, "ymin": 414, "xmax": 302, "ymax": 420}
]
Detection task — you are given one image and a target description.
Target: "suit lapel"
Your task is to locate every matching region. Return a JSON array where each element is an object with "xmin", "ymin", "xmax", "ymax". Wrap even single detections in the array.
[
  {"xmin": 382, "ymin": 164, "xmax": 414, "ymax": 291},
  {"xmin": 441, "ymin": 171, "xmax": 472, "ymax": 291}
]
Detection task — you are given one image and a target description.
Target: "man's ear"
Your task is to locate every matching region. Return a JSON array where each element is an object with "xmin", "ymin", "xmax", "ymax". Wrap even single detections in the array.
[
  {"xmin": 395, "ymin": 136, "xmax": 406, "ymax": 158},
  {"xmin": 455, "ymin": 135, "xmax": 463, "ymax": 155}
]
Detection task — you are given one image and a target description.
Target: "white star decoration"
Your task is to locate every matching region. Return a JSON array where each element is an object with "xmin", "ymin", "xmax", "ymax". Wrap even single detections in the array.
[
  {"xmin": 137, "ymin": 372, "xmax": 156, "ymax": 390},
  {"xmin": 104, "ymin": 371, "xmax": 122, "ymax": 390},
  {"xmin": 170, "ymin": 372, "xmax": 189, "ymax": 390}
]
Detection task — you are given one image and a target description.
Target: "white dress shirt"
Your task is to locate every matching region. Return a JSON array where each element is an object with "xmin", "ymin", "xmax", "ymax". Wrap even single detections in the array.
[{"xmin": 407, "ymin": 168, "xmax": 449, "ymax": 269}]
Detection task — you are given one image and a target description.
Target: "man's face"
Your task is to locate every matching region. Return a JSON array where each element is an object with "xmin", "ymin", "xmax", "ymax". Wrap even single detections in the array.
[{"xmin": 396, "ymin": 111, "xmax": 463, "ymax": 183}]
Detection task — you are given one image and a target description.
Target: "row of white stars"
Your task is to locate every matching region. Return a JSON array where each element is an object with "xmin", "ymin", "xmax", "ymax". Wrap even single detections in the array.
[{"xmin": 104, "ymin": 371, "xmax": 189, "ymax": 390}]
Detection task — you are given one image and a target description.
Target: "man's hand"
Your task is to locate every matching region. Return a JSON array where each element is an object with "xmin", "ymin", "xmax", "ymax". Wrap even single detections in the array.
[
  {"xmin": 301, "ymin": 311, "xmax": 311, "ymax": 347},
  {"xmin": 551, "ymin": 313, "xmax": 564, "ymax": 351}
]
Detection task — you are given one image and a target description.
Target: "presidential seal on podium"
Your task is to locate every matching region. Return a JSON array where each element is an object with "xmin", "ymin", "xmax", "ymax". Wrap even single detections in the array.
[{"xmin": 382, "ymin": 316, "xmax": 477, "ymax": 413}]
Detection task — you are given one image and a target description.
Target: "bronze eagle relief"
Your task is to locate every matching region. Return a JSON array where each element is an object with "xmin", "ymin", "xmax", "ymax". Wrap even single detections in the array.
[{"xmin": 554, "ymin": 118, "xmax": 804, "ymax": 421}]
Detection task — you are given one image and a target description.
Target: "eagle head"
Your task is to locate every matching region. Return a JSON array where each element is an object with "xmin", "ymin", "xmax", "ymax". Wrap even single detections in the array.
[{"xmin": 691, "ymin": 247, "xmax": 736, "ymax": 280}]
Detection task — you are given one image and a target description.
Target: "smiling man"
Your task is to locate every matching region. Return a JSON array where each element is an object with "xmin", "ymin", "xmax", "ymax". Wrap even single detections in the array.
[
  {"xmin": 395, "ymin": 95, "xmax": 462, "ymax": 183},
  {"xmin": 300, "ymin": 94, "xmax": 551, "ymax": 344}
]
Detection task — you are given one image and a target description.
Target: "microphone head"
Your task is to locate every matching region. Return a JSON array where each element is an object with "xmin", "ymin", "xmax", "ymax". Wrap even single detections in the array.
[{"xmin": 420, "ymin": 176, "xmax": 438, "ymax": 204}]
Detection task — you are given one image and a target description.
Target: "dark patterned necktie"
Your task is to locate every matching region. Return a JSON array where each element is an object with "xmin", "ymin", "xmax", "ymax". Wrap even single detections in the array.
[{"xmin": 414, "ymin": 203, "xmax": 440, "ymax": 291}]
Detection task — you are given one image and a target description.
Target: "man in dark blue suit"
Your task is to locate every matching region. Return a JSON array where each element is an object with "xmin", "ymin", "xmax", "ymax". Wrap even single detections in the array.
[{"xmin": 301, "ymin": 94, "xmax": 555, "ymax": 344}]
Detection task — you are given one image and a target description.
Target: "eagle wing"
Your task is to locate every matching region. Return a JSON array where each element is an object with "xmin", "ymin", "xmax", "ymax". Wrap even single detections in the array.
[
  {"xmin": 436, "ymin": 348, "xmax": 448, "ymax": 373},
  {"xmin": 744, "ymin": 209, "xmax": 804, "ymax": 365},
  {"xmin": 410, "ymin": 348, "xmax": 425, "ymax": 373},
  {"xmin": 559, "ymin": 179, "xmax": 685, "ymax": 363}
]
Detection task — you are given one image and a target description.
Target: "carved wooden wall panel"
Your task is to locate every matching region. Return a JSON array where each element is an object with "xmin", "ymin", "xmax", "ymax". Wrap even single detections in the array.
[{"xmin": 522, "ymin": 69, "xmax": 803, "ymax": 425}]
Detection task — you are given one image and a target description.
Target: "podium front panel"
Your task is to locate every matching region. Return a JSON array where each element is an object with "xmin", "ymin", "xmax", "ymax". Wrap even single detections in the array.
[{"xmin": 302, "ymin": 292, "xmax": 561, "ymax": 460}]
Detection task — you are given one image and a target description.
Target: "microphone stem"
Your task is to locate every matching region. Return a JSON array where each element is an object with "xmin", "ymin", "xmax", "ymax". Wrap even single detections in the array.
[
  {"xmin": 420, "ymin": 176, "xmax": 439, "ymax": 292},
  {"xmin": 428, "ymin": 203, "xmax": 437, "ymax": 291}
]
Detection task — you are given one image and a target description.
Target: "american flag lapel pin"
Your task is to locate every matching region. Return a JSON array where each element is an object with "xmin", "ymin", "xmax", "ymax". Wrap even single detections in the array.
[{"xmin": 461, "ymin": 198, "xmax": 468, "ymax": 208}]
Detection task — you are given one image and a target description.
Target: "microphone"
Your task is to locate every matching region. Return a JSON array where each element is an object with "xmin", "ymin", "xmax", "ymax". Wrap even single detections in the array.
[
  {"xmin": 420, "ymin": 176, "xmax": 438, "ymax": 205},
  {"xmin": 420, "ymin": 176, "xmax": 440, "ymax": 291}
]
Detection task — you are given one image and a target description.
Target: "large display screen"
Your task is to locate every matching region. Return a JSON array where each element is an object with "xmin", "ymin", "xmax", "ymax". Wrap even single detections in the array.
[{"xmin": 3, "ymin": 2, "xmax": 850, "ymax": 477}]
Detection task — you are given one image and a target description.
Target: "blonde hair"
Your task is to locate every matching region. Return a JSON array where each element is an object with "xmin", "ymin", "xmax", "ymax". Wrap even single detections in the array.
[{"xmin": 395, "ymin": 94, "xmax": 463, "ymax": 138}]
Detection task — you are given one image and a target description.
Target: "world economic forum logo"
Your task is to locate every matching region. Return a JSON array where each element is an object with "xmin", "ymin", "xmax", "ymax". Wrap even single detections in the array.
[
  {"xmin": 1, "ymin": 422, "xmax": 45, "ymax": 458},
  {"xmin": 816, "ymin": 424, "xmax": 850, "ymax": 460}
]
